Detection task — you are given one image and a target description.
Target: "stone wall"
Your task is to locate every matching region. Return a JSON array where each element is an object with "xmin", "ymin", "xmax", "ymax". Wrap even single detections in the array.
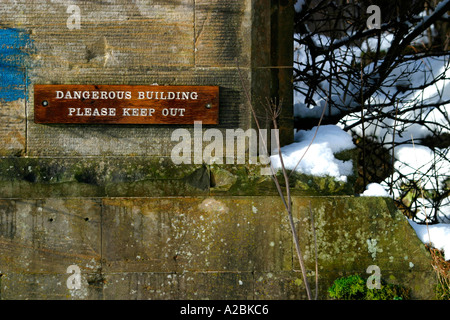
[
  {"xmin": 0, "ymin": 0, "xmax": 293, "ymax": 158},
  {"xmin": 0, "ymin": 194, "xmax": 436, "ymax": 299},
  {"xmin": 0, "ymin": 0, "xmax": 437, "ymax": 300}
]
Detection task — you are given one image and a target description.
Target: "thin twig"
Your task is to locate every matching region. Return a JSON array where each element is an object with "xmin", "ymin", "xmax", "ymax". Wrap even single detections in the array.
[
  {"xmin": 390, "ymin": 100, "xmax": 399, "ymax": 197},
  {"xmin": 361, "ymin": 60, "xmax": 367, "ymax": 188},
  {"xmin": 236, "ymin": 59, "xmax": 314, "ymax": 300}
]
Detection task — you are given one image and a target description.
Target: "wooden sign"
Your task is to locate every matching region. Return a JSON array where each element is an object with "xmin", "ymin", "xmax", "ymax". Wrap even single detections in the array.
[{"xmin": 34, "ymin": 85, "xmax": 219, "ymax": 124}]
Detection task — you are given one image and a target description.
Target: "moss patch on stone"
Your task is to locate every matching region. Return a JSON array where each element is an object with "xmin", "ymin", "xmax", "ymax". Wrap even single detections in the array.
[
  {"xmin": 0, "ymin": 157, "xmax": 358, "ymax": 197},
  {"xmin": 328, "ymin": 274, "xmax": 411, "ymax": 300}
]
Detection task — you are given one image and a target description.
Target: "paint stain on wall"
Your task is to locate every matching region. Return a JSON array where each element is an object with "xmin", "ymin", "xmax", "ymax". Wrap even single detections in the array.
[{"xmin": 0, "ymin": 28, "xmax": 34, "ymax": 102}]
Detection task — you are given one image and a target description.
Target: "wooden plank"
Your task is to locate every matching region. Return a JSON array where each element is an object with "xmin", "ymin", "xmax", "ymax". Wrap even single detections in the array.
[{"xmin": 34, "ymin": 84, "xmax": 219, "ymax": 124}]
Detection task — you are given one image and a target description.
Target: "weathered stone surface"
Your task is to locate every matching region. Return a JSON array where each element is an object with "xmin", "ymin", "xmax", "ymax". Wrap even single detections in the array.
[
  {"xmin": 0, "ymin": 157, "xmax": 208, "ymax": 198},
  {"xmin": 0, "ymin": 1, "xmax": 195, "ymax": 69},
  {"xmin": 0, "ymin": 27, "xmax": 32, "ymax": 156},
  {"xmin": 0, "ymin": 99, "xmax": 26, "ymax": 156},
  {"xmin": 1, "ymin": 272, "xmax": 103, "ymax": 300},
  {"xmin": 209, "ymin": 164, "xmax": 356, "ymax": 196},
  {"xmin": 0, "ymin": 0, "xmax": 437, "ymax": 302},
  {"xmin": 293, "ymin": 196, "xmax": 436, "ymax": 299},
  {"xmin": 0, "ymin": 196, "xmax": 438, "ymax": 299},
  {"xmin": 209, "ymin": 164, "xmax": 275, "ymax": 195},
  {"xmin": 103, "ymin": 272, "xmax": 180, "ymax": 300},
  {"xmin": 195, "ymin": 0, "xmax": 251, "ymax": 68},
  {"xmin": 0, "ymin": 199, "xmax": 101, "ymax": 275},
  {"xmin": 0, "ymin": 0, "xmax": 293, "ymax": 157},
  {"xmin": 103, "ymin": 271, "xmax": 254, "ymax": 300},
  {"xmin": 0, "ymin": 157, "xmax": 359, "ymax": 198},
  {"xmin": 209, "ymin": 166, "xmax": 238, "ymax": 191},
  {"xmin": 293, "ymin": 174, "xmax": 355, "ymax": 195},
  {"xmin": 101, "ymin": 197, "xmax": 292, "ymax": 273},
  {"xmin": 253, "ymin": 271, "xmax": 306, "ymax": 300}
]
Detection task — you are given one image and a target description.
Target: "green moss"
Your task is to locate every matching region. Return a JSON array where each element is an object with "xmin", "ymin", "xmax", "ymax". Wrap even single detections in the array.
[
  {"xmin": 328, "ymin": 275, "xmax": 367, "ymax": 300},
  {"xmin": 74, "ymin": 166, "xmax": 99, "ymax": 185},
  {"xmin": 328, "ymin": 274, "xmax": 410, "ymax": 300},
  {"xmin": 0, "ymin": 156, "xmax": 359, "ymax": 197},
  {"xmin": 435, "ymin": 282, "xmax": 450, "ymax": 300},
  {"xmin": 366, "ymin": 283, "xmax": 410, "ymax": 300}
]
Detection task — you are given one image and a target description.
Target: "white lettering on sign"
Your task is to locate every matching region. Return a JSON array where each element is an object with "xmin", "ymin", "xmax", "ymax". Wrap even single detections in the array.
[
  {"xmin": 68, "ymin": 107, "xmax": 117, "ymax": 116},
  {"xmin": 56, "ymin": 90, "xmax": 132, "ymax": 100},
  {"xmin": 56, "ymin": 89, "xmax": 200, "ymax": 118},
  {"xmin": 161, "ymin": 108, "xmax": 186, "ymax": 117},
  {"xmin": 35, "ymin": 84, "xmax": 218, "ymax": 124},
  {"xmin": 137, "ymin": 91, "xmax": 198, "ymax": 100},
  {"xmin": 122, "ymin": 108, "xmax": 157, "ymax": 117},
  {"xmin": 66, "ymin": 107, "xmax": 188, "ymax": 117},
  {"xmin": 56, "ymin": 90, "xmax": 198, "ymax": 100}
]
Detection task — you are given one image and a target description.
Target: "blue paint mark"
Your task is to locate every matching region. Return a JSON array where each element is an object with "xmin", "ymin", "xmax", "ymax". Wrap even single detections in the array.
[
  {"xmin": 0, "ymin": 66, "xmax": 26, "ymax": 102},
  {"xmin": 0, "ymin": 28, "xmax": 34, "ymax": 102}
]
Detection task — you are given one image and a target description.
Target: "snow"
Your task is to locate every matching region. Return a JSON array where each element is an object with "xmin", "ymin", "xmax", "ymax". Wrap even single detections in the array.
[
  {"xmin": 294, "ymin": 99, "xmax": 341, "ymax": 118},
  {"xmin": 361, "ymin": 183, "xmax": 390, "ymax": 197},
  {"xmin": 292, "ymin": 5, "xmax": 450, "ymax": 260},
  {"xmin": 407, "ymin": 0, "xmax": 450, "ymax": 43},
  {"xmin": 343, "ymin": 56, "xmax": 450, "ymax": 145},
  {"xmin": 388, "ymin": 144, "xmax": 449, "ymax": 222},
  {"xmin": 294, "ymin": 0, "xmax": 305, "ymax": 13},
  {"xmin": 360, "ymin": 33, "xmax": 395, "ymax": 52},
  {"xmin": 408, "ymin": 219, "xmax": 450, "ymax": 261},
  {"xmin": 393, "ymin": 144, "xmax": 449, "ymax": 192},
  {"xmin": 270, "ymin": 125, "xmax": 355, "ymax": 182}
]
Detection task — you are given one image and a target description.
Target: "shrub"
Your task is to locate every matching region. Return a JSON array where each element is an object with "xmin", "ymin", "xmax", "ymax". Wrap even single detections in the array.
[
  {"xmin": 328, "ymin": 274, "xmax": 410, "ymax": 300},
  {"xmin": 428, "ymin": 245, "xmax": 450, "ymax": 300},
  {"xmin": 328, "ymin": 275, "xmax": 367, "ymax": 300},
  {"xmin": 436, "ymin": 282, "xmax": 450, "ymax": 300}
]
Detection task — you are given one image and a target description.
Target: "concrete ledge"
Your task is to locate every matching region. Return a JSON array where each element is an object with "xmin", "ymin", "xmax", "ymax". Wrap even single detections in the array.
[{"xmin": 0, "ymin": 157, "xmax": 356, "ymax": 198}]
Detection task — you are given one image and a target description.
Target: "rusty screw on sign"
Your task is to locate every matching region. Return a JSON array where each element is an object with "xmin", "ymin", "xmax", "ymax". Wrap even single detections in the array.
[{"xmin": 42, "ymin": 100, "xmax": 49, "ymax": 107}]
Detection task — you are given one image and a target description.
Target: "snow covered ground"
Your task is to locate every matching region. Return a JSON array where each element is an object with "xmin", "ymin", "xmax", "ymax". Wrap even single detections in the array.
[
  {"xmin": 408, "ymin": 220, "xmax": 450, "ymax": 260},
  {"xmin": 270, "ymin": 125, "xmax": 355, "ymax": 182},
  {"xmin": 271, "ymin": 123, "xmax": 449, "ymax": 260},
  {"xmin": 289, "ymin": 0, "xmax": 449, "ymax": 260},
  {"xmin": 361, "ymin": 183, "xmax": 390, "ymax": 197}
]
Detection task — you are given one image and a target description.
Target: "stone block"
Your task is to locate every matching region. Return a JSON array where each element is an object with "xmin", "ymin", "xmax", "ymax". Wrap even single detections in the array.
[
  {"xmin": 1, "ymin": 272, "xmax": 103, "ymax": 300},
  {"xmin": 103, "ymin": 271, "xmax": 254, "ymax": 300},
  {"xmin": 0, "ymin": 27, "xmax": 33, "ymax": 156},
  {"xmin": 253, "ymin": 271, "xmax": 306, "ymax": 300},
  {"xmin": 0, "ymin": 199, "xmax": 101, "ymax": 274},
  {"xmin": 0, "ymin": 1, "xmax": 195, "ymax": 69},
  {"xmin": 195, "ymin": 0, "xmax": 251, "ymax": 67},
  {"xmin": 101, "ymin": 197, "xmax": 292, "ymax": 273},
  {"xmin": 0, "ymin": 157, "xmax": 208, "ymax": 198},
  {"xmin": 0, "ymin": 99, "xmax": 26, "ymax": 156},
  {"xmin": 292, "ymin": 196, "xmax": 436, "ymax": 299}
]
